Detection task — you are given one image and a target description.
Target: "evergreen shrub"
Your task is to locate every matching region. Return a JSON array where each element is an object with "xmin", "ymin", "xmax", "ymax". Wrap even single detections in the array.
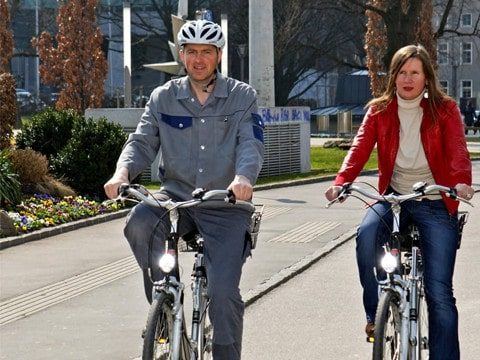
[
  {"xmin": 51, "ymin": 117, "xmax": 127, "ymax": 198},
  {"xmin": 16, "ymin": 108, "xmax": 79, "ymax": 159}
]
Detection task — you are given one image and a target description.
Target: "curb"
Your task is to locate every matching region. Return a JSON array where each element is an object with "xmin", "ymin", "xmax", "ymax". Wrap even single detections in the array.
[
  {"xmin": 243, "ymin": 228, "xmax": 357, "ymax": 307},
  {"xmin": 0, "ymin": 209, "xmax": 131, "ymax": 250}
]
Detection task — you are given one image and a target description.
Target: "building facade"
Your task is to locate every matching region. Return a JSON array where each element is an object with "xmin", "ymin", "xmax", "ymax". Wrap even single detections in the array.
[
  {"xmin": 9, "ymin": 0, "xmax": 170, "ymax": 105},
  {"xmin": 435, "ymin": 0, "xmax": 480, "ymax": 110}
]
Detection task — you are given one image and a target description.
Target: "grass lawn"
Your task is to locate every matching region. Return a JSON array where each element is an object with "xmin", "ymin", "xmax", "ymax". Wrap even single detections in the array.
[
  {"xmin": 144, "ymin": 146, "xmax": 378, "ymax": 189},
  {"xmin": 144, "ymin": 143, "xmax": 479, "ymax": 190},
  {"xmin": 255, "ymin": 146, "xmax": 377, "ymax": 185}
]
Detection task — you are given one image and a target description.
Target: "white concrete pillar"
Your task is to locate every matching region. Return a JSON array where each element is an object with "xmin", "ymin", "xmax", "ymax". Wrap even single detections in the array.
[
  {"xmin": 177, "ymin": 0, "xmax": 188, "ymax": 18},
  {"xmin": 221, "ymin": 14, "xmax": 228, "ymax": 76},
  {"xmin": 249, "ymin": 0, "xmax": 275, "ymax": 107},
  {"xmin": 123, "ymin": 1, "xmax": 132, "ymax": 107}
]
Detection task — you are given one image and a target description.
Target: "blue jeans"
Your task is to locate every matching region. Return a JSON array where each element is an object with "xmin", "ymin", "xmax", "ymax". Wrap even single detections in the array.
[{"xmin": 356, "ymin": 199, "xmax": 460, "ymax": 360}]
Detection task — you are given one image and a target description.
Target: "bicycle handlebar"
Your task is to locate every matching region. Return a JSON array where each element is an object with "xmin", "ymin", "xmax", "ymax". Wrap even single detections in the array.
[
  {"xmin": 326, "ymin": 182, "xmax": 474, "ymax": 208},
  {"xmin": 117, "ymin": 184, "xmax": 256, "ymax": 212}
]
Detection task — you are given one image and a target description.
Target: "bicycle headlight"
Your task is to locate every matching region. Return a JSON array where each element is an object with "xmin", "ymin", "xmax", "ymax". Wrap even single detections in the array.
[
  {"xmin": 159, "ymin": 253, "xmax": 176, "ymax": 273},
  {"xmin": 381, "ymin": 252, "xmax": 398, "ymax": 273}
]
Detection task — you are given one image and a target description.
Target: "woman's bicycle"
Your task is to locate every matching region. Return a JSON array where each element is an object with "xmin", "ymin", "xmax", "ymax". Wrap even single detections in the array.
[
  {"xmin": 326, "ymin": 181, "xmax": 471, "ymax": 360},
  {"xmin": 116, "ymin": 184, "xmax": 263, "ymax": 360}
]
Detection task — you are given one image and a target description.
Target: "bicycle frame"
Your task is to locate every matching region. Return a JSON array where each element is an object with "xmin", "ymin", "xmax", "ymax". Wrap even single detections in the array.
[
  {"xmin": 117, "ymin": 185, "xmax": 260, "ymax": 360},
  {"xmin": 375, "ymin": 201, "xmax": 425, "ymax": 359}
]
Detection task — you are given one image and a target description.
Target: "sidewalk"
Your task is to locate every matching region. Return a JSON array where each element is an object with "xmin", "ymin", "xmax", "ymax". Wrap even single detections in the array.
[
  {"xmin": 1, "ymin": 151, "xmax": 478, "ymax": 359},
  {"xmin": 0, "ymin": 173, "xmax": 372, "ymax": 359}
]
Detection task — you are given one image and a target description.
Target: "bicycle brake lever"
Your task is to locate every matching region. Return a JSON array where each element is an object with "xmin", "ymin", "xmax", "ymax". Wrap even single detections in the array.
[{"xmin": 192, "ymin": 188, "xmax": 207, "ymax": 199}]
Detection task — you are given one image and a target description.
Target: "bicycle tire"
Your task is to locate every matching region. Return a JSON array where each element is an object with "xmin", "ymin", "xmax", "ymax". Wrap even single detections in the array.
[
  {"xmin": 417, "ymin": 286, "xmax": 429, "ymax": 359},
  {"xmin": 142, "ymin": 291, "xmax": 177, "ymax": 360},
  {"xmin": 197, "ymin": 301, "xmax": 212, "ymax": 360},
  {"xmin": 373, "ymin": 290, "xmax": 402, "ymax": 360}
]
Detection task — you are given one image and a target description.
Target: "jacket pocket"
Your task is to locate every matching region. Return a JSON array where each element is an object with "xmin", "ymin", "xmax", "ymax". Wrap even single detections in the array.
[{"xmin": 160, "ymin": 113, "xmax": 192, "ymax": 129}]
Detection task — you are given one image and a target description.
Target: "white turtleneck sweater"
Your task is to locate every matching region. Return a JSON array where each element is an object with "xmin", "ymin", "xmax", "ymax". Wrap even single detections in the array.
[{"xmin": 390, "ymin": 92, "xmax": 439, "ymax": 198}]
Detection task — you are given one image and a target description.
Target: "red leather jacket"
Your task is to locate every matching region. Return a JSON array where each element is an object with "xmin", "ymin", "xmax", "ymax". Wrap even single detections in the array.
[{"xmin": 335, "ymin": 97, "xmax": 472, "ymax": 215}]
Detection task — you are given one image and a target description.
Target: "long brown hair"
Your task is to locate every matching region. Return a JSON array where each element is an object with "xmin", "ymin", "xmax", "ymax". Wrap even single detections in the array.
[{"xmin": 367, "ymin": 44, "xmax": 452, "ymax": 118}]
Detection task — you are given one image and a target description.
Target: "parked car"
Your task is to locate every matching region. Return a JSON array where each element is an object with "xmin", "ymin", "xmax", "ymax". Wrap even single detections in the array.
[
  {"xmin": 16, "ymin": 88, "xmax": 47, "ymax": 114},
  {"xmin": 49, "ymin": 92, "xmax": 60, "ymax": 106},
  {"xmin": 16, "ymin": 88, "xmax": 35, "ymax": 114}
]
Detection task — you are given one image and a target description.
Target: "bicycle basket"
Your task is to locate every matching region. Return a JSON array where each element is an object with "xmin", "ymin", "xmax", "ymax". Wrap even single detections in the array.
[{"xmin": 249, "ymin": 205, "xmax": 264, "ymax": 250}]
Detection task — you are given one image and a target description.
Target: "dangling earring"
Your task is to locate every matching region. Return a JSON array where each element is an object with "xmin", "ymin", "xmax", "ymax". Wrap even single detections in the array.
[{"xmin": 424, "ymin": 83, "xmax": 429, "ymax": 98}]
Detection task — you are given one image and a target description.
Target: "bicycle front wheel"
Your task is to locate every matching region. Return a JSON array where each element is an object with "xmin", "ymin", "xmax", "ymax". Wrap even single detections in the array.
[
  {"xmin": 197, "ymin": 301, "xmax": 212, "ymax": 360},
  {"xmin": 142, "ymin": 292, "xmax": 176, "ymax": 360},
  {"xmin": 417, "ymin": 286, "xmax": 429, "ymax": 359},
  {"xmin": 373, "ymin": 290, "xmax": 402, "ymax": 360}
]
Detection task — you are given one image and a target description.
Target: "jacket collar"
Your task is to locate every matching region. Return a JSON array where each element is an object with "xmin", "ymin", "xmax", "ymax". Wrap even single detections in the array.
[{"xmin": 176, "ymin": 71, "xmax": 229, "ymax": 100}]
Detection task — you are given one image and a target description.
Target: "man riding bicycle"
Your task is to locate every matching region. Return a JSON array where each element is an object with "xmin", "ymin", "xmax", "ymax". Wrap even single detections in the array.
[{"xmin": 104, "ymin": 19, "xmax": 264, "ymax": 360}]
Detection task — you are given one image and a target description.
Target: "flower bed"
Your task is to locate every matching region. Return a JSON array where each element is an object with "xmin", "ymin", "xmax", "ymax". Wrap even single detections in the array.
[{"xmin": 5, "ymin": 194, "xmax": 123, "ymax": 234}]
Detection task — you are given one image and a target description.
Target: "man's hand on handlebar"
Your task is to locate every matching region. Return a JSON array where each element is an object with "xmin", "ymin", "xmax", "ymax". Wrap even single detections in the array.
[
  {"xmin": 104, "ymin": 167, "xmax": 129, "ymax": 200},
  {"xmin": 227, "ymin": 175, "xmax": 253, "ymax": 201}
]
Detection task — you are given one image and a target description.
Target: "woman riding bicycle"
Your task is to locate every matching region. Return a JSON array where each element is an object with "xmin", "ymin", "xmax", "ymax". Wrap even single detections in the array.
[{"xmin": 324, "ymin": 44, "xmax": 473, "ymax": 360}]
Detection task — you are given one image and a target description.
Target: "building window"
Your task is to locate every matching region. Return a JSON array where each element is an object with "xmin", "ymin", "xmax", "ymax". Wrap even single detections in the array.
[
  {"xmin": 461, "ymin": 80, "xmax": 472, "ymax": 98},
  {"xmin": 461, "ymin": 42, "xmax": 472, "ymax": 64},
  {"xmin": 439, "ymin": 80, "xmax": 449, "ymax": 95},
  {"xmin": 461, "ymin": 13, "xmax": 472, "ymax": 27},
  {"xmin": 438, "ymin": 43, "xmax": 449, "ymax": 65}
]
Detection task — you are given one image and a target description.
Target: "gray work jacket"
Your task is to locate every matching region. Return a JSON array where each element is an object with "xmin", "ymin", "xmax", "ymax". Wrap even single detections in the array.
[{"xmin": 117, "ymin": 72, "xmax": 265, "ymax": 201}]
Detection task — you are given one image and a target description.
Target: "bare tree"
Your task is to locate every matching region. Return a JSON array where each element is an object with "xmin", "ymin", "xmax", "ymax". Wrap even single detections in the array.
[
  {"xmin": 341, "ymin": 0, "xmax": 479, "ymax": 96},
  {"xmin": 97, "ymin": 0, "xmax": 367, "ymax": 106},
  {"xmin": 272, "ymin": 0, "xmax": 366, "ymax": 105},
  {"xmin": 32, "ymin": 0, "xmax": 107, "ymax": 113},
  {"xmin": 0, "ymin": 0, "xmax": 17, "ymax": 149}
]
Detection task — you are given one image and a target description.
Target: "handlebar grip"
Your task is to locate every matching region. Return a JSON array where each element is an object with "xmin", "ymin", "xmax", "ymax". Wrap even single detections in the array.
[
  {"xmin": 227, "ymin": 189, "xmax": 236, "ymax": 204},
  {"xmin": 118, "ymin": 184, "xmax": 129, "ymax": 196}
]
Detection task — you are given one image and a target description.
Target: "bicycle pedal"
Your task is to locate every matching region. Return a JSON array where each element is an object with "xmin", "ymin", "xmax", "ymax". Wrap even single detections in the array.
[{"xmin": 366, "ymin": 336, "xmax": 375, "ymax": 343}]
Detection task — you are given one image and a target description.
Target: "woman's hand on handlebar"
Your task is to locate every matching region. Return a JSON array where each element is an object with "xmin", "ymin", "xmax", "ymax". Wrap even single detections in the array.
[
  {"xmin": 454, "ymin": 183, "xmax": 475, "ymax": 201},
  {"xmin": 324, "ymin": 185, "xmax": 344, "ymax": 202},
  {"xmin": 104, "ymin": 167, "xmax": 130, "ymax": 199}
]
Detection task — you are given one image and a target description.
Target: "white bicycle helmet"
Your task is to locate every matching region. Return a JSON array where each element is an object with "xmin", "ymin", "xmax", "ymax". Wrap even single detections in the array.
[{"xmin": 177, "ymin": 20, "xmax": 225, "ymax": 48}]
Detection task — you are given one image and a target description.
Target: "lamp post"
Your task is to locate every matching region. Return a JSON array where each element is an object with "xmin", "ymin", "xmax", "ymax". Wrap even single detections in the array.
[
  {"xmin": 35, "ymin": 0, "xmax": 40, "ymax": 99},
  {"xmin": 237, "ymin": 44, "xmax": 247, "ymax": 82}
]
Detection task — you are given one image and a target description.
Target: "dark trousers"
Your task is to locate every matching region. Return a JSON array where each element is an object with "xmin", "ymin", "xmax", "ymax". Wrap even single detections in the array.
[{"xmin": 124, "ymin": 201, "xmax": 251, "ymax": 360}]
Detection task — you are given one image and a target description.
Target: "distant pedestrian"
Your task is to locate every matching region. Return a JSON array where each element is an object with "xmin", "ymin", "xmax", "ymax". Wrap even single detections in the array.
[{"xmin": 463, "ymin": 100, "xmax": 476, "ymax": 135}]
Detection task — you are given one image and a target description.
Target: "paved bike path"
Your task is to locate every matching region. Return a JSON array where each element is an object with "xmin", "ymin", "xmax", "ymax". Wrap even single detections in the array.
[
  {"xmin": 243, "ymin": 165, "xmax": 480, "ymax": 359},
  {"xmin": 1, "ymin": 162, "xmax": 479, "ymax": 359},
  {"xmin": 0, "ymin": 173, "xmax": 372, "ymax": 359}
]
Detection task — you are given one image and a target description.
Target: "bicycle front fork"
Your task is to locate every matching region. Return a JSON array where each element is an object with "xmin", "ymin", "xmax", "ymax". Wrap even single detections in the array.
[{"xmin": 400, "ymin": 247, "xmax": 423, "ymax": 360}]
